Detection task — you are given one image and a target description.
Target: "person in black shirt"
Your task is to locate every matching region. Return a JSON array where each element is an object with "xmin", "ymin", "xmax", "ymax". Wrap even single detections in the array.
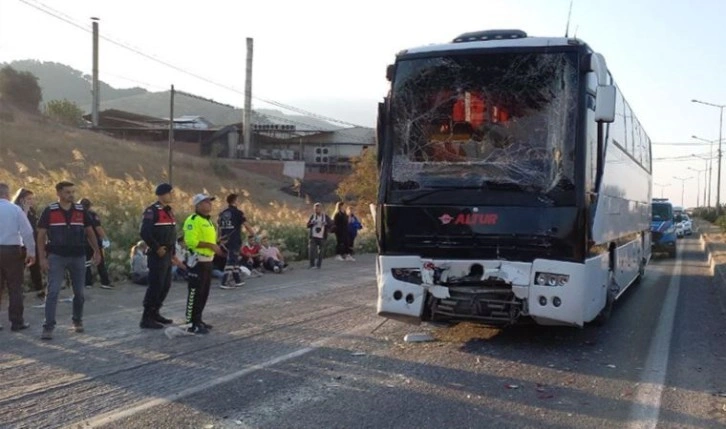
[
  {"xmin": 333, "ymin": 201, "xmax": 351, "ymax": 261},
  {"xmin": 217, "ymin": 193, "xmax": 255, "ymax": 289},
  {"xmin": 12, "ymin": 188, "xmax": 44, "ymax": 297},
  {"xmin": 139, "ymin": 183, "xmax": 180, "ymax": 329},
  {"xmin": 78, "ymin": 198, "xmax": 113, "ymax": 289},
  {"xmin": 37, "ymin": 181, "xmax": 101, "ymax": 340}
]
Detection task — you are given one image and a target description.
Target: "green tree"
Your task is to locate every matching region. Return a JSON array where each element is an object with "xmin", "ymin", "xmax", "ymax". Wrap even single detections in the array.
[
  {"xmin": 336, "ymin": 148, "xmax": 377, "ymax": 205},
  {"xmin": 45, "ymin": 99, "xmax": 84, "ymax": 126},
  {"xmin": 0, "ymin": 66, "xmax": 42, "ymax": 112}
]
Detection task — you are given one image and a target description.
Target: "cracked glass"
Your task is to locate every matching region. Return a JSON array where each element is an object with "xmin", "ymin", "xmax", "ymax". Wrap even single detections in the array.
[{"xmin": 389, "ymin": 51, "xmax": 578, "ymax": 198}]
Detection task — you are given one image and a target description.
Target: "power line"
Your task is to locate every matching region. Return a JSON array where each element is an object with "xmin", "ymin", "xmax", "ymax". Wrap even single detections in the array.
[
  {"xmin": 17, "ymin": 0, "xmax": 368, "ymax": 129},
  {"xmin": 653, "ymin": 155, "xmax": 715, "ymax": 162},
  {"xmin": 652, "ymin": 142, "xmax": 712, "ymax": 146}
]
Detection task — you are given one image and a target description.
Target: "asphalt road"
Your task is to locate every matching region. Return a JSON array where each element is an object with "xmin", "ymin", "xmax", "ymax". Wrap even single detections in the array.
[{"xmin": 1, "ymin": 235, "xmax": 725, "ymax": 429}]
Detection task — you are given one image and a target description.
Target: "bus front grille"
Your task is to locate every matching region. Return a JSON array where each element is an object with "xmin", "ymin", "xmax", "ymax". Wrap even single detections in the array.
[{"xmin": 429, "ymin": 287, "xmax": 523, "ymax": 326}]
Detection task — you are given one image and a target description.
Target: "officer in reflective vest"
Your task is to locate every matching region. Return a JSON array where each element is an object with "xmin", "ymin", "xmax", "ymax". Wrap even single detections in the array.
[
  {"xmin": 183, "ymin": 193, "xmax": 224, "ymax": 334},
  {"xmin": 139, "ymin": 183, "xmax": 179, "ymax": 329}
]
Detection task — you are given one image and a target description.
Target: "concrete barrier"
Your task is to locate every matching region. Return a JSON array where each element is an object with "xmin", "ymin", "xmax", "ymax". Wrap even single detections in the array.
[{"xmin": 696, "ymin": 222, "xmax": 726, "ymax": 314}]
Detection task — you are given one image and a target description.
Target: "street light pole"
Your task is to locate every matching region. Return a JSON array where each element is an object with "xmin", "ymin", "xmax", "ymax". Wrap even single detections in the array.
[
  {"xmin": 687, "ymin": 167, "xmax": 706, "ymax": 208},
  {"xmin": 692, "ymin": 153, "xmax": 713, "ymax": 207},
  {"xmin": 654, "ymin": 182, "xmax": 671, "ymax": 198},
  {"xmin": 692, "ymin": 136, "xmax": 716, "ymax": 207},
  {"xmin": 692, "ymin": 100, "xmax": 726, "ymax": 214},
  {"xmin": 673, "ymin": 176, "xmax": 693, "ymax": 208}
]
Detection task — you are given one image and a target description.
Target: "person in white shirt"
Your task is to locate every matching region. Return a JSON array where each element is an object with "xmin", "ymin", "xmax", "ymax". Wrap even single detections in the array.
[
  {"xmin": 0, "ymin": 183, "xmax": 36, "ymax": 331},
  {"xmin": 305, "ymin": 203, "xmax": 332, "ymax": 269},
  {"xmin": 129, "ymin": 241, "xmax": 150, "ymax": 285}
]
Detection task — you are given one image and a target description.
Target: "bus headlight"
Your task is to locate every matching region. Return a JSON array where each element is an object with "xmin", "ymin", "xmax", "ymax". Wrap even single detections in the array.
[
  {"xmin": 392, "ymin": 268, "xmax": 422, "ymax": 284},
  {"xmin": 534, "ymin": 272, "xmax": 569, "ymax": 287}
]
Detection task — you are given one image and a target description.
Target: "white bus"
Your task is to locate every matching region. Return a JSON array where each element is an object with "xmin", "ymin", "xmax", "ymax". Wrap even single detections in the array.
[{"xmin": 374, "ymin": 29, "xmax": 652, "ymax": 327}]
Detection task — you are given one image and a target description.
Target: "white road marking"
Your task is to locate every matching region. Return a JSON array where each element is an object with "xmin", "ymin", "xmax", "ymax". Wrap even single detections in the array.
[
  {"xmin": 627, "ymin": 242, "xmax": 683, "ymax": 429},
  {"xmin": 68, "ymin": 319, "xmax": 380, "ymax": 428}
]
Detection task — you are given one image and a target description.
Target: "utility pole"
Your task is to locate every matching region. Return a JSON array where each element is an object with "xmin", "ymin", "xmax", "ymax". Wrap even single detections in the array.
[
  {"xmin": 673, "ymin": 176, "xmax": 693, "ymax": 208},
  {"xmin": 692, "ymin": 136, "xmax": 715, "ymax": 207},
  {"xmin": 687, "ymin": 167, "xmax": 706, "ymax": 208},
  {"xmin": 692, "ymin": 100, "xmax": 726, "ymax": 214},
  {"xmin": 168, "ymin": 85, "xmax": 175, "ymax": 185},
  {"xmin": 243, "ymin": 37, "xmax": 254, "ymax": 158},
  {"xmin": 91, "ymin": 17, "xmax": 100, "ymax": 127},
  {"xmin": 654, "ymin": 182, "xmax": 670, "ymax": 198}
]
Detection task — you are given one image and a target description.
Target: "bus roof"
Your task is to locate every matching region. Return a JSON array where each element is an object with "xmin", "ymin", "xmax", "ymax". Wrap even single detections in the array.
[{"xmin": 402, "ymin": 37, "xmax": 583, "ymax": 56}]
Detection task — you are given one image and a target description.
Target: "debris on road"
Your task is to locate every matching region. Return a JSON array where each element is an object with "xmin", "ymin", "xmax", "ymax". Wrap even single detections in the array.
[
  {"xmin": 351, "ymin": 351, "xmax": 367, "ymax": 356},
  {"xmin": 164, "ymin": 326, "xmax": 195, "ymax": 339},
  {"xmin": 404, "ymin": 333, "xmax": 435, "ymax": 343},
  {"xmin": 505, "ymin": 384, "xmax": 520, "ymax": 389}
]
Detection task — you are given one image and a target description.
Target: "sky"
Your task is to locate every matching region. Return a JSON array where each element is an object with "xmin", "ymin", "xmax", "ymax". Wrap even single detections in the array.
[{"xmin": 1, "ymin": 0, "xmax": 726, "ymax": 208}]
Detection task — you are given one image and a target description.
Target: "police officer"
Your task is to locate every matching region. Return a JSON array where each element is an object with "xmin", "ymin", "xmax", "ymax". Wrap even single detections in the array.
[
  {"xmin": 184, "ymin": 193, "xmax": 224, "ymax": 334},
  {"xmin": 218, "ymin": 193, "xmax": 255, "ymax": 289},
  {"xmin": 139, "ymin": 183, "xmax": 179, "ymax": 329},
  {"xmin": 37, "ymin": 181, "xmax": 101, "ymax": 340}
]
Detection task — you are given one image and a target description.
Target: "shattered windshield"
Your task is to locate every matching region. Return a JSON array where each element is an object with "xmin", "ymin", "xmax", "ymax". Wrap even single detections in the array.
[{"xmin": 389, "ymin": 51, "xmax": 578, "ymax": 195}]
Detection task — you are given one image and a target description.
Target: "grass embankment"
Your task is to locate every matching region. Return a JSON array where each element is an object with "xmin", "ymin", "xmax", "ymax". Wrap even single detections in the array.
[{"xmin": 0, "ymin": 111, "xmax": 374, "ymax": 282}]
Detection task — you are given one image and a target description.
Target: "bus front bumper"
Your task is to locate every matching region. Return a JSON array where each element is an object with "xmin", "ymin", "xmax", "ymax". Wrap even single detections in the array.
[{"xmin": 377, "ymin": 255, "xmax": 591, "ymax": 327}]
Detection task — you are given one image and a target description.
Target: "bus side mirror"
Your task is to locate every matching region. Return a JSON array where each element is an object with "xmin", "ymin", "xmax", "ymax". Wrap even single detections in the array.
[
  {"xmin": 377, "ymin": 101, "xmax": 386, "ymax": 166},
  {"xmin": 386, "ymin": 64, "xmax": 395, "ymax": 82},
  {"xmin": 588, "ymin": 53, "xmax": 609, "ymax": 85},
  {"xmin": 595, "ymin": 85, "xmax": 616, "ymax": 123}
]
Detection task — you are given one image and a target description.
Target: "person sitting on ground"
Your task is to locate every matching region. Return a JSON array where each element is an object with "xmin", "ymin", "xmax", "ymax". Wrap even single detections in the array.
[
  {"xmin": 130, "ymin": 241, "xmax": 150, "ymax": 285},
  {"xmin": 212, "ymin": 248, "xmax": 227, "ymax": 282},
  {"xmin": 258, "ymin": 236, "xmax": 287, "ymax": 273},
  {"xmin": 241, "ymin": 235, "xmax": 264, "ymax": 277}
]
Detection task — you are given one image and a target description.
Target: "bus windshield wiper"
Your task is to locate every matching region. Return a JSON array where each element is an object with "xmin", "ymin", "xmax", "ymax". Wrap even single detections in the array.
[{"xmin": 399, "ymin": 186, "xmax": 479, "ymax": 204}]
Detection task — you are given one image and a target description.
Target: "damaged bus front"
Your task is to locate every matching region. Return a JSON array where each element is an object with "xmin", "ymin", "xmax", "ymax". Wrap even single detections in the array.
[{"xmin": 375, "ymin": 30, "xmax": 649, "ymax": 327}]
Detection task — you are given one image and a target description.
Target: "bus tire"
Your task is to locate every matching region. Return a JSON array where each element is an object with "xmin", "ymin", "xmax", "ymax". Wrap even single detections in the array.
[
  {"xmin": 635, "ymin": 257, "xmax": 646, "ymax": 284},
  {"xmin": 593, "ymin": 275, "xmax": 616, "ymax": 326}
]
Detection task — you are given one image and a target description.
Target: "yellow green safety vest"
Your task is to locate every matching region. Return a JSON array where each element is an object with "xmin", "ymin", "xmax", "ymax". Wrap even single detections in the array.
[{"xmin": 183, "ymin": 213, "xmax": 217, "ymax": 258}]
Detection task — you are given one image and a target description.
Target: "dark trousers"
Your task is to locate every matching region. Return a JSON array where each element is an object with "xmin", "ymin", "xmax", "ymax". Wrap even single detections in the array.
[
  {"xmin": 28, "ymin": 260, "xmax": 43, "ymax": 292},
  {"xmin": 143, "ymin": 253, "xmax": 172, "ymax": 311},
  {"xmin": 221, "ymin": 242, "xmax": 243, "ymax": 285},
  {"xmin": 22, "ymin": 246, "xmax": 43, "ymax": 292},
  {"xmin": 85, "ymin": 245, "xmax": 110, "ymax": 286},
  {"xmin": 348, "ymin": 235, "xmax": 357, "ymax": 255},
  {"xmin": 0, "ymin": 246, "xmax": 25, "ymax": 327},
  {"xmin": 243, "ymin": 256, "xmax": 262, "ymax": 270},
  {"xmin": 308, "ymin": 237, "xmax": 325, "ymax": 268},
  {"xmin": 335, "ymin": 232, "xmax": 350, "ymax": 256},
  {"xmin": 262, "ymin": 257, "xmax": 284, "ymax": 271},
  {"xmin": 186, "ymin": 261, "xmax": 212, "ymax": 325}
]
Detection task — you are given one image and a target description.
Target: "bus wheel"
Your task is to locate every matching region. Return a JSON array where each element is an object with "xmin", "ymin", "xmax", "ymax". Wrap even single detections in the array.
[
  {"xmin": 593, "ymin": 275, "xmax": 616, "ymax": 326},
  {"xmin": 635, "ymin": 258, "xmax": 646, "ymax": 284}
]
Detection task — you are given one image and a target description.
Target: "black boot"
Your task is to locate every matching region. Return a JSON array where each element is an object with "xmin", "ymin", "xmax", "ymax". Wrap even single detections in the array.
[
  {"xmin": 139, "ymin": 309, "xmax": 164, "ymax": 329},
  {"xmin": 153, "ymin": 310, "xmax": 173, "ymax": 325}
]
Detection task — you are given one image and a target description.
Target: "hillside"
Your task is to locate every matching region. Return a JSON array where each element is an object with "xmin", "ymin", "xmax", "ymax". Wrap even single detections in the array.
[
  {"xmin": 4, "ymin": 60, "xmax": 342, "ymax": 128},
  {"xmin": 2, "ymin": 60, "xmax": 147, "ymax": 107},
  {"xmin": 0, "ymin": 106, "xmax": 304, "ymax": 208}
]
